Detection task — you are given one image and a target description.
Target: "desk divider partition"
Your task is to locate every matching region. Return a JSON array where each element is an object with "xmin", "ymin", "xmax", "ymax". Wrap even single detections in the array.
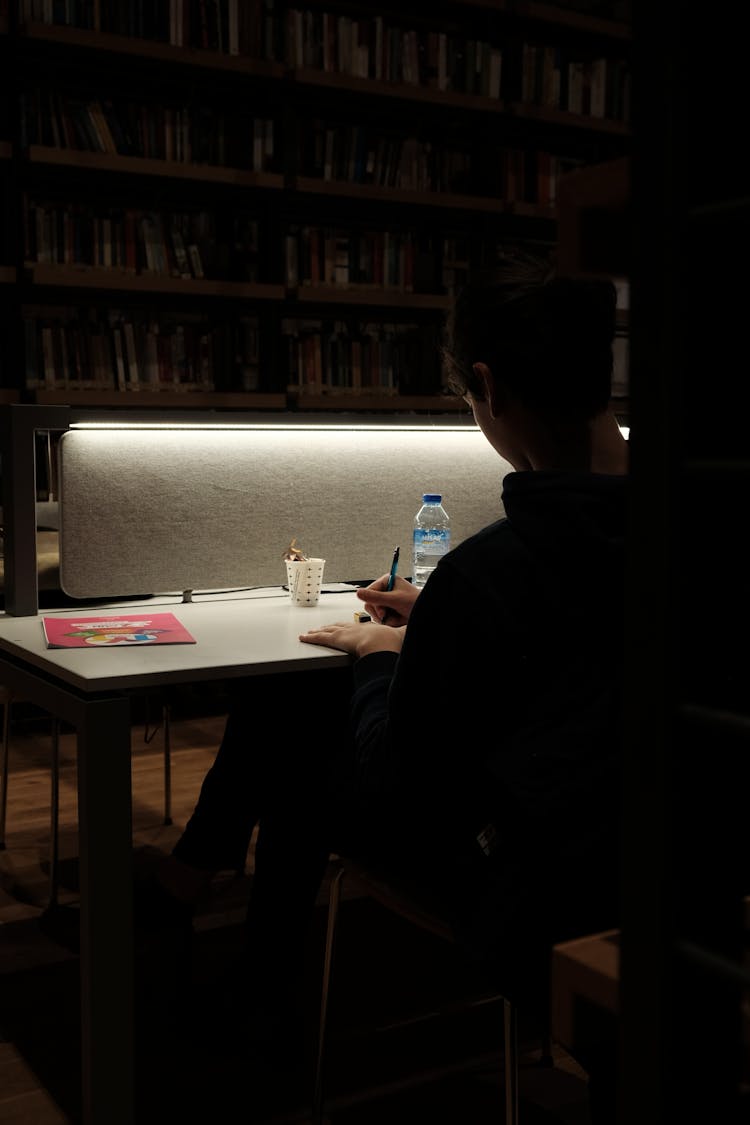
[{"xmin": 1, "ymin": 405, "xmax": 510, "ymax": 612}]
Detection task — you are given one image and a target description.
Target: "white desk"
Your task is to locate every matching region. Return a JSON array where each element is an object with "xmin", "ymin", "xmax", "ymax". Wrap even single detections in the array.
[{"xmin": 0, "ymin": 589, "xmax": 360, "ymax": 1125}]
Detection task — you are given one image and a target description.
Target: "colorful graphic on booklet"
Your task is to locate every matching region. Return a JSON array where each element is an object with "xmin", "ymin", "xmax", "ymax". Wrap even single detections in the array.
[
  {"xmin": 42, "ymin": 612, "xmax": 196, "ymax": 648},
  {"xmin": 61, "ymin": 622, "xmax": 165, "ymax": 645}
]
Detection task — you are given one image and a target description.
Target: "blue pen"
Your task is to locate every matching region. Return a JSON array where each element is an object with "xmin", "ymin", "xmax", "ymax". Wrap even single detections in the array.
[
  {"xmin": 386, "ymin": 546, "xmax": 400, "ymax": 591},
  {"xmin": 381, "ymin": 546, "xmax": 399, "ymax": 623}
]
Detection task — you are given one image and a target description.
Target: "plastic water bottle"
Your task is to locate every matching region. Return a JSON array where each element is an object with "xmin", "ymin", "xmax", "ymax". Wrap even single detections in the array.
[{"xmin": 412, "ymin": 494, "xmax": 451, "ymax": 588}]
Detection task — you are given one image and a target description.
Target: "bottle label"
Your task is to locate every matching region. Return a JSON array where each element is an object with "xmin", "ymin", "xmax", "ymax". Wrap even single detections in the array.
[{"xmin": 413, "ymin": 529, "xmax": 450, "ymax": 553}]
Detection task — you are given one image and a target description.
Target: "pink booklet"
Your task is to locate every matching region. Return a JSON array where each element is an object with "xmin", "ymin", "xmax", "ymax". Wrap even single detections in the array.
[{"xmin": 42, "ymin": 611, "xmax": 197, "ymax": 649}]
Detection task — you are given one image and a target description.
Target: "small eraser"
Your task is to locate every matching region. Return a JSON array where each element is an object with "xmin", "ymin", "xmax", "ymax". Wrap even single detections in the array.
[{"xmin": 353, "ymin": 611, "xmax": 371, "ymax": 622}]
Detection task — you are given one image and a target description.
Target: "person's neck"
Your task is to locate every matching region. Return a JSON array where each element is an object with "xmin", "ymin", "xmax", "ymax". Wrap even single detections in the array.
[
  {"xmin": 520, "ymin": 416, "xmax": 592, "ymax": 472},
  {"xmin": 512, "ymin": 408, "xmax": 629, "ymax": 474}
]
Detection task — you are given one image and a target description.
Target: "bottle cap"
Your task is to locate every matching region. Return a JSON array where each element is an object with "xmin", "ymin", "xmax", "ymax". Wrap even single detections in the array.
[{"xmin": 423, "ymin": 493, "xmax": 442, "ymax": 502}]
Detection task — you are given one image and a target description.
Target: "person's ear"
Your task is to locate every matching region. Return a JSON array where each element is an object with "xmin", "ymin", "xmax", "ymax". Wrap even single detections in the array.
[{"xmin": 472, "ymin": 363, "xmax": 505, "ymax": 419}]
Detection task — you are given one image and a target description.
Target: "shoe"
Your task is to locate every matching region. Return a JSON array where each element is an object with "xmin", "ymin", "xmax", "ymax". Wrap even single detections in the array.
[
  {"xmin": 133, "ymin": 868, "xmax": 194, "ymax": 933},
  {"xmin": 132, "ymin": 846, "xmax": 195, "ymax": 936},
  {"xmin": 35, "ymin": 862, "xmax": 194, "ymax": 957}
]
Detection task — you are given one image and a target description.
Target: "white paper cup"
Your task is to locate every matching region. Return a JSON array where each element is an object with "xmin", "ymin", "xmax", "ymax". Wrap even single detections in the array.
[{"xmin": 285, "ymin": 558, "xmax": 326, "ymax": 606}]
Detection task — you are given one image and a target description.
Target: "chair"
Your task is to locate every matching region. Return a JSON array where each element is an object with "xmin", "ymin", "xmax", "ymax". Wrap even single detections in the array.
[
  {"xmin": 312, "ymin": 855, "xmax": 554, "ymax": 1125},
  {"xmin": 143, "ymin": 692, "xmax": 177, "ymax": 827},
  {"xmin": 0, "ymin": 687, "xmax": 174, "ymax": 907}
]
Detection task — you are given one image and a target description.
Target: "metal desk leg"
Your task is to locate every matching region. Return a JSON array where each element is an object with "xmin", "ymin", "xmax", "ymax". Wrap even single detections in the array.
[{"xmin": 76, "ymin": 694, "xmax": 135, "ymax": 1125}]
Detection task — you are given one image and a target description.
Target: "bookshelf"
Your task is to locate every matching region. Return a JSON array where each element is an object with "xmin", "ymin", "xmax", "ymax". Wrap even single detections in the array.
[
  {"xmin": 1, "ymin": 1, "xmax": 632, "ymax": 413},
  {"xmin": 557, "ymin": 153, "xmax": 630, "ymax": 412}
]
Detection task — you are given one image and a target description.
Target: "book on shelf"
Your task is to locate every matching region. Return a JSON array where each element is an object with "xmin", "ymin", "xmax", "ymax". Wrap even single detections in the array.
[
  {"xmin": 169, "ymin": 227, "xmax": 192, "ymax": 279},
  {"xmin": 122, "ymin": 320, "xmax": 141, "ymax": 388},
  {"xmin": 112, "ymin": 326, "xmax": 127, "ymax": 391},
  {"xmin": 89, "ymin": 100, "xmax": 118, "ymax": 153},
  {"xmin": 42, "ymin": 612, "xmax": 197, "ymax": 649},
  {"xmin": 143, "ymin": 324, "xmax": 160, "ymax": 388},
  {"xmin": 40, "ymin": 325, "xmax": 56, "ymax": 389},
  {"xmin": 187, "ymin": 243, "xmax": 205, "ymax": 279}
]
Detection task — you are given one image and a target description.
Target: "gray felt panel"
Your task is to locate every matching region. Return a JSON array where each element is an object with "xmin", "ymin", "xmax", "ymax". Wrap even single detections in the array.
[{"xmin": 58, "ymin": 428, "xmax": 509, "ymax": 598}]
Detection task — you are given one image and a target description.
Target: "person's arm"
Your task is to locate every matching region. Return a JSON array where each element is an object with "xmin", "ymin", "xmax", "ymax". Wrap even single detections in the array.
[
  {"xmin": 348, "ymin": 562, "xmax": 490, "ymax": 795},
  {"xmin": 301, "ymin": 555, "xmax": 505, "ymax": 797}
]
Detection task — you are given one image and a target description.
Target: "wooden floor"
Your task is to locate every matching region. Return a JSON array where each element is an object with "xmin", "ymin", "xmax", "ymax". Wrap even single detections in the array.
[{"xmin": 0, "ymin": 697, "xmax": 593, "ymax": 1125}]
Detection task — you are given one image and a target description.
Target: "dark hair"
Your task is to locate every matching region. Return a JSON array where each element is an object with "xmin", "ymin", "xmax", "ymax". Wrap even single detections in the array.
[{"xmin": 442, "ymin": 248, "xmax": 617, "ymax": 421}]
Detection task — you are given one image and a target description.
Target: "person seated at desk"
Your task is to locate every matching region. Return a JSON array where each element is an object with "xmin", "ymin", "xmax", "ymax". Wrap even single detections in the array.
[{"xmin": 137, "ymin": 249, "xmax": 628, "ymax": 1115}]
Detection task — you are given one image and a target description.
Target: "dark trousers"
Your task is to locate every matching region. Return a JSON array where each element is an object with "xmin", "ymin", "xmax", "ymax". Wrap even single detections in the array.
[
  {"xmin": 170, "ymin": 665, "xmax": 452, "ymax": 968},
  {"xmin": 172, "ymin": 667, "xmax": 355, "ymax": 957}
]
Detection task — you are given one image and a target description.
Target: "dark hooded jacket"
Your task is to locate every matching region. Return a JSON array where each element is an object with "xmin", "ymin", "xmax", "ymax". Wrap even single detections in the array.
[{"xmin": 342, "ymin": 470, "xmax": 627, "ymax": 963}]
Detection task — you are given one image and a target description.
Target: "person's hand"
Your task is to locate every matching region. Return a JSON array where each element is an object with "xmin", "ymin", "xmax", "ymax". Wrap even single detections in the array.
[
  {"xmin": 299, "ymin": 620, "xmax": 404, "ymax": 659},
  {"xmin": 357, "ymin": 573, "xmax": 419, "ymax": 626}
]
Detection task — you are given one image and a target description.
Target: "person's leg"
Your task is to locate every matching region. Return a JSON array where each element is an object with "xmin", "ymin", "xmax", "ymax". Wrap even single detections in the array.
[
  {"xmin": 144, "ymin": 668, "xmax": 348, "ymax": 908},
  {"xmin": 169, "ymin": 695, "xmax": 263, "ymax": 873},
  {"xmin": 221, "ymin": 803, "xmax": 333, "ymax": 1051},
  {"xmin": 193, "ymin": 667, "xmax": 354, "ymax": 1051},
  {"xmin": 140, "ymin": 692, "xmax": 261, "ymax": 909}
]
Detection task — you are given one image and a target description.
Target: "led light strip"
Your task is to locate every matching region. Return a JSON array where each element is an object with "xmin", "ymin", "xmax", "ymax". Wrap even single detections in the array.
[
  {"xmin": 69, "ymin": 420, "xmax": 479, "ymax": 432},
  {"xmin": 70, "ymin": 420, "xmax": 629, "ymax": 436}
]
